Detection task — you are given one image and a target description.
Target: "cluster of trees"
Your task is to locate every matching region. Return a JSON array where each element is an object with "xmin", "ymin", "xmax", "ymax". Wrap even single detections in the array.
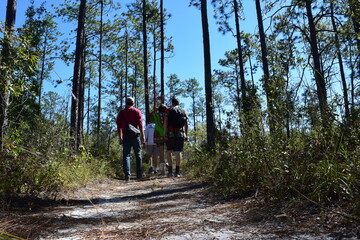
[
  {"xmin": 187, "ymin": 0, "xmax": 360, "ymax": 203},
  {"xmin": 0, "ymin": 0, "xmax": 359, "ymax": 201},
  {"xmin": 0, "ymin": 0, "xmax": 176, "ymax": 152},
  {"xmin": 210, "ymin": 0, "xmax": 359, "ymax": 136}
]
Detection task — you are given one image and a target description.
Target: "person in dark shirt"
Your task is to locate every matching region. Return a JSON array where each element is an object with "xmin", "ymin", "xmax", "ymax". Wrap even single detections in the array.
[
  {"xmin": 116, "ymin": 97, "xmax": 145, "ymax": 181},
  {"xmin": 164, "ymin": 97, "xmax": 188, "ymax": 177}
]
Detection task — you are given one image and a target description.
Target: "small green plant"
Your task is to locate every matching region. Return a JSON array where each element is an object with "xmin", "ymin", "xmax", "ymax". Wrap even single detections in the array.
[{"xmin": 186, "ymin": 123, "xmax": 360, "ymax": 209}]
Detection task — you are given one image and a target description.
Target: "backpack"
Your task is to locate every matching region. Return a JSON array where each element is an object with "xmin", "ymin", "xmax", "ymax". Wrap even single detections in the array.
[{"xmin": 168, "ymin": 106, "xmax": 187, "ymax": 129}]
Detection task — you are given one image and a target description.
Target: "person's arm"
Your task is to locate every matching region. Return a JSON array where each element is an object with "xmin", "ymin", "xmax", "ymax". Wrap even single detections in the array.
[
  {"xmin": 119, "ymin": 129, "xmax": 123, "ymax": 145},
  {"xmin": 144, "ymin": 126, "xmax": 149, "ymax": 144},
  {"xmin": 163, "ymin": 113, "xmax": 168, "ymax": 140},
  {"xmin": 116, "ymin": 112, "xmax": 123, "ymax": 145},
  {"xmin": 138, "ymin": 110, "xmax": 146, "ymax": 144},
  {"xmin": 140, "ymin": 127, "xmax": 145, "ymax": 144},
  {"xmin": 184, "ymin": 116, "xmax": 189, "ymax": 141}
]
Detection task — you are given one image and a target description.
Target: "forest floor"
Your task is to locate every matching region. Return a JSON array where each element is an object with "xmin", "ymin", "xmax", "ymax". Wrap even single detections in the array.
[{"xmin": 0, "ymin": 175, "xmax": 359, "ymax": 240}]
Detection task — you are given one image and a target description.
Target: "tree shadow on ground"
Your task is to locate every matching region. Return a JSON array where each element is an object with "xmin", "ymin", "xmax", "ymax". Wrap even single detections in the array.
[{"xmin": 0, "ymin": 179, "xmax": 206, "ymax": 239}]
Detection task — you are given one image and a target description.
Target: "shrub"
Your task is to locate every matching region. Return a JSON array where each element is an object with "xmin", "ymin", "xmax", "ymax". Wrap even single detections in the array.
[{"xmin": 186, "ymin": 125, "xmax": 360, "ymax": 206}]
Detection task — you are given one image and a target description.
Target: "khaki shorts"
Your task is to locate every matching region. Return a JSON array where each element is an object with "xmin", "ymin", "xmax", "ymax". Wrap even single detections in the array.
[{"xmin": 146, "ymin": 144, "xmax": 160, "ymax": 157}]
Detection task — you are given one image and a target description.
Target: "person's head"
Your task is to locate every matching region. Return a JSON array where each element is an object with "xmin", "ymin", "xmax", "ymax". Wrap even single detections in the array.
[
  {"xmin": 171, "ymin": 97, "xmax": 180, "ymax": 106},
  {"xmin": 158, "ymin": 104, "xmax": 167, "ymax": 113},
  {"xmin": 125, "ymin": 97, "xmax": 134, "ymax": 107}
]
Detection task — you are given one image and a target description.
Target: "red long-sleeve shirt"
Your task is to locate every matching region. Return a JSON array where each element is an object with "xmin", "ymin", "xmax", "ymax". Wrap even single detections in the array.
[{"xmin": 116, "ymin": 106, "xmax": 143, "ymax": 136}]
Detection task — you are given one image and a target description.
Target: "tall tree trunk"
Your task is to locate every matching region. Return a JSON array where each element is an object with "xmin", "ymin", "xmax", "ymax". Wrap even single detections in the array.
[
  {"xmin": 1, "ymin": 0, "xmax": 17, "ymax": 150},
  {"xmin": 200, "ymin": 0, "xmax": 215, "ymax": 148},
  {"xmin": 78, "ymin": 37, "xmax": 86, "ymax": 146},
  {"xmin": 38, "ymin": 34, "xmax": 47, "ymax": 114},
  {"xmin": 152, "ymin": 28, "xmax": 157, "ymax": 110},
  {"xmin": 347, "ymin": 0, "xmax": 359, "ymax": 116},
  {"xmin": 330, "ymin": 2, "xmax": 349, "ymax": 121},
  {"xmin": 87, "ymin": 70, "xmax": 91, "ymax": 135},
  {"xmin": 350, "ymin": 46, "xmax": 355, "ymax": 117},
  {"xmin": 134, "ymin": 65, "xmax": 138, "ymax": 106},
  {"xmin": 119, "ymin": 73, "xmax": 123, "ymax": 110},
  {"xmin": 143, "ymin": 0, "xmax": 150, "ymax": 123},
  {"xmin": 255, "ymin": 0, "xmax": 274, "ymax": 133},
  {"xmin": 234, "ymin": 65, "xmax": 241, "ymax": 117},
  {"xmin": 348, "ymin": 0, "xmax": 360, "ymax": 53},
  {"xmin": 233, "ymin": 0, "xmax": 247, "ymax": 114},
  {"xmin": 348, "ymin": 0, "xmax": 360, "ymax": 76},
  {"xmin": 160, "ymin": 0, "xmax": 165, "ymax": 103},
  {"xmin": 124, "ymin": 27, "xmax": 129, "ymax": 108},
  {"xmin": 305, "ymin": 0, "xmax": 328, "ymax": 128},
  {"xmin": 97, "ymin": 0, "xmax": 104, "ymax": 149},
  {"xmin": 70, "ymin": 0, "xmax": 86, "ymax": 151}
]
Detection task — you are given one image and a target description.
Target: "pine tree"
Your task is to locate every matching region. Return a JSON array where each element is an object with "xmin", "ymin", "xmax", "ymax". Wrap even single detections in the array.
[{"xmin": 70, "ymin": 0, "xmax": 87, "ymax": 150}]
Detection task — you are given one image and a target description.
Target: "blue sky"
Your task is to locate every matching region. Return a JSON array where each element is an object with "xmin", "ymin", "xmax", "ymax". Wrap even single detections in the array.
[{"xmin": 0, "ymin": 0, "xmax": 260, "ymax": 108}]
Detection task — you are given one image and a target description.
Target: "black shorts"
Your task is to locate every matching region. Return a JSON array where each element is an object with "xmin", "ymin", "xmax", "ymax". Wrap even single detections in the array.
[{"xmin": 166, "ymin": 137, "xmax": 184, "ymax": 152}]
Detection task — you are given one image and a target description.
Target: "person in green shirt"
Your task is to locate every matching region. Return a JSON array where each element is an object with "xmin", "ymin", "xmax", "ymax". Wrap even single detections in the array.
[{"xmin": 152, "ymin": 104, "xmax": 168, "ymax": 175}]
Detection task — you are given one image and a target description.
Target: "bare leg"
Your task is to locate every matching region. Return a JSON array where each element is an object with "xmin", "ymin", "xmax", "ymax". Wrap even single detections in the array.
[
  {"xmin": 159, "ymin": 145, "xmax": 165, "ymax": 174},
  {"xmin": 167, "ymin": 150, "xmax": 173, "ymax": 176},
  {"xmin": 158, "ymin": 145, "xmax": 164, "ymax": 164},
  {"xmin": 175, "ymin": 151, "xmax": 181, "ymax": 166},
  {"xmin": 153, "ymin": 155, "xmax": 158, "ymax": 169},
  {"xmin": 174, "ymin": 151, "xmax": 182, "ymax": 176},
  {"xmin": 149, "ymin": 156, "xmax": 153, "ymax": 167},
  {"xmin": 167, "ymin": 150, "xmax": 173, "ymax": 167}
]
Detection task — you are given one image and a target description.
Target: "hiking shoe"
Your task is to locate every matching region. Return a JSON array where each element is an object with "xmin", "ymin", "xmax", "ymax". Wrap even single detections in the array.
[
  {"xmin": 175, "ymin": 173, "xmax": 181, "ymax": 178},
  {"xmin": 148, "ymin": 166, "xmax": 154, "ymax": 174},
  {"xmin": 167, "ymin": 172, "xmax": 173, "ymax": 177},
  {"xmin": 125, "ymin": 176, "xmax": 131, "ymax": 183}
]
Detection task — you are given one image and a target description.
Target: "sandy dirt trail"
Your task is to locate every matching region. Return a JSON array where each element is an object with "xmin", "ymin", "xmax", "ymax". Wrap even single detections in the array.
[{"xmin": 0, "ymin": 177, "xmax": 358, "ymax": 239}]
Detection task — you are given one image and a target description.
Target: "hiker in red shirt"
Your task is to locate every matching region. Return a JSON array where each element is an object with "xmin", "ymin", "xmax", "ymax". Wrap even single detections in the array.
[{"xmin": 116, "ymin": 97, "xmax": 145, "ymax": 181}]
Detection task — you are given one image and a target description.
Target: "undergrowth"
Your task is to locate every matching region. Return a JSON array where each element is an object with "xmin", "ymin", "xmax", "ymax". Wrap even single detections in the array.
[
  {"xmin": 0, "ymin": 117, "xmax": 118, "ymax": 205},
  {"xmin": 0, "ymin": 146, "xmax": 113, "ymax": 203},
  {"xmin": 184, "ymin": 126, "xmax": 360, "ymax": 213}
]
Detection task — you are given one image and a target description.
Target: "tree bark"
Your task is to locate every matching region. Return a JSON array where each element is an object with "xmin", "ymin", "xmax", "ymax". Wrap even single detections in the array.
[
  {"xmin": 348, "ymin": 0, "xmax": 360, "ymax": 76},
  {"xmin": 255, "ymin": 0, "xmax": 274, "ymax": 133},
  {"xmin": 160, "ymin": 0, "xmax": 165, "ymax": 103},
  {"xmin": 70, "ymin": 0, "xmax": 86, "ymax": 151},
  {"xmin": 38, "ymin": 34, "xmax": 47, "ymax": 114},
  {"xmin": 348, "ymin": 0, "xmax": 360, "ymax": 53},
  {"xmin": 305, "ymin": 0, "xmax": 328, "ymax": 128},
  {"xmin": 97, "ymin": 0, "xmax": 104, "ymax": 149},
  {"xmin": 143, "ymin": 0, "xmax": 150, "ymax": 123},
  {"xmin": 1, "ymin": 0, "xmax": 17, "ymax": 150},
  {"xmin": 124, "ymin": 27, "xmax": 129, "ymax": 108},
  {"xmin": 78, "ymin": 37, "xmax": 86, "ymax": 146},
  {"xmin": 233, "ymin": 0, "xmax": 247, "ymax": 114},
  {"xmin": 152, "ymin": 27, "xmax": 157, "ymax": 110},
  {"xmin": 200, "ymin": 0, "xmax": 215, "ymax": 148},
  {"xmin": 330, "ymin": 2, "xmax": 349, "ymax": 121}
]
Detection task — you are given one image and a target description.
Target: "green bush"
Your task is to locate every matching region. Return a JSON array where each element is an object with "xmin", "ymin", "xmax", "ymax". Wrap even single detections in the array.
[
  {"xmin": 0, "ymin": 117, "xmax": 116, "ymax": 204},
  {"xmin": 186, "ymin": 125, "xmax": 360, "ymax": 206},
  {"xmin": 0, "ymin": 145, "xmax": 112, "ymax": 202}
]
